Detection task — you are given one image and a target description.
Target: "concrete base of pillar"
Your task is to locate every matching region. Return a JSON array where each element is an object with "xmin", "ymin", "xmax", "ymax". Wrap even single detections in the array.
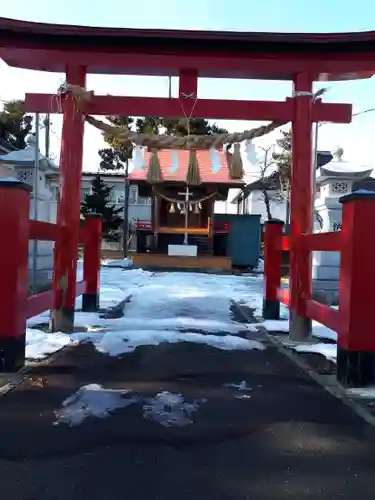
[
  {"xmin": 337, "ymin": 346, "xmax": 375, "ymax": 388},
  {"xmin": 0, "ymin": 334, "xmax": 26, "ymax": 372},
  {"xmin": 289, "ymin": 309, "xmax": 312, "ymax": 341},
  {"xmin": 82, "ymin": 293, "xmax": 99, "ymax": 312},
  {"xmin": 50, "ymin": 307, "xmax": 75, "ymax": 333},
  {"xmin": 262, "ymin": 299, "xmax": 280, "ymax": 320}
]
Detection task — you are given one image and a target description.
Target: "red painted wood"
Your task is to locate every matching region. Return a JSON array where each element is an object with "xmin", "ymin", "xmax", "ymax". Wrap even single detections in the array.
[
  {"xmin": 179, "ymin": 69, "xmax": 198, "ymax": 97},
  {"xmin": 24, "ymin": 93, "xmax": 352, "ymax": 124},
  {"xmin": 289, "ymin": 73, "xmax": 313, "ymax": 318},
  {"xmin": 83, "ymin": 216, "xmax": 102, "ymax": 297},
  {"xmin": 264, "ymin": 222, "xmax": 283, "ymax": 302},
  {"xmin": 300, "ymin": 231, "xmax": 342, "ymax": 251},
  {"xmin": 26, "ymin": 289, "xmax": 54, "ymax": 319},
  {"xmin": 3, "ymin": 17, "xmax": 375, "ymax": 46},
  {"xmin": 178, "ymin": 69, "xmax": 198, "ymax": 116},
  {"xmin": 338, "ymin": 197, "xmax": 375, "ymax": 350},
  {"xmin": 278, "ymin": 289, "xmax": 290, "ymax": 306},
  {"xmin": 29, "ymin": 220, "xmax": 58, "ymax": 241},
  {"xmin": 51, "ymin": 65, "xmax": 86, "ymax": 322},
  {"xmin": 135, "ymin": 220, "xmax": 153, "ymax": 230},
  {"xmin": 136, "ymin": 219, "xmax": 229, "ymax": 233},
  {"xmin": 281, "ymin": 235, "xmax": 289, "ymax": 251},
  {"xmin": 0, "ymin": 183, "xmax": 30, "ymax": 341},
  {"xmin": 305, "ymin": 299, "xmax": 340, "ymax": 333},
  {"xmin": 26, "ymin": 281, "xmax": 87, "ymax": 320},
  {"xmin": 2, "ymin": 46, "xmax": 375, "ymax": 80},
  {"xmin": 78, "ymin": 226, "xmax": 87, "ymax": 245}
]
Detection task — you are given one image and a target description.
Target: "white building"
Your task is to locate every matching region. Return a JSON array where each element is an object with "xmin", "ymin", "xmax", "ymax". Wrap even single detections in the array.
[
  {"xmin": 79, "ymin": 171, "xmax": 152, "ymax": 251},
  {"xmin": 230, "ymin": 150, "xmax": 333, "ymax": 223},
  {"xmin": 79, "ymin": 171, "xmax": 152, "ymax": 226},
  {"xmin": 46, "ymin": 170, "xmax": 153, "ymax": 252}
]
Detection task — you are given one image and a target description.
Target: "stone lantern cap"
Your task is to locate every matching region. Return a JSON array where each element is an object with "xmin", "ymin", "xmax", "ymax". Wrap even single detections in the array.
[
  {"xmin": 0, "ymin": 134, "xmax": 56, "ymax": 171},
  {"xmin": 316, "ymin": 146, "xmax": 373, "ymax": 183}
]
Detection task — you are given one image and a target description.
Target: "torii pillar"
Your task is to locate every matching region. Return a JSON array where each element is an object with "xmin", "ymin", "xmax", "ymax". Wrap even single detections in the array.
[
  {"xmin": 50, "ymin": 65, "xmax": 86, "ymax": 332},
  {"xmin": 289, "ymin": 73, "xmax": 313, "ymax": 340}
]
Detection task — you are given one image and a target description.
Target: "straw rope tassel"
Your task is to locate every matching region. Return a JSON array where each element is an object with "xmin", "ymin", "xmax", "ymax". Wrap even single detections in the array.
[
  {"xmin": 186, "ymin": 149, "xmax": 201, "ymax": 185},
  {"xmin": 147, "ymin": 149, "xmax": 163, "ymax": 182},
  {"xmin": 229, "ymin": 143, "xmax": 244, "ymax": 179}
]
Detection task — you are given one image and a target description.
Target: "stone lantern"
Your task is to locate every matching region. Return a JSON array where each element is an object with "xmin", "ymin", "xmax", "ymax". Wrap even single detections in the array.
[{"xmin": 312, "ymin": 146, "xmax": 373, "ymax": 303}]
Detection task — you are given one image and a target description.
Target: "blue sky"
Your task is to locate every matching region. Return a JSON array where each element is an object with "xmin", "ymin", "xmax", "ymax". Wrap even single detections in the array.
[{"xmin": 1, "ymin": 0, "xmax": 375, "ymax": 171}]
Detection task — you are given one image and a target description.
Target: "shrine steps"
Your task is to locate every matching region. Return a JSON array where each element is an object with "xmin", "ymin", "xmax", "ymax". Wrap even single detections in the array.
[
  {"xmin": 187, "ymin": 235, "xmax": 213, "ymax": 255},
  {"xmin": 131, "ymin": 253, "xmax": 232, "ymax": 270}
]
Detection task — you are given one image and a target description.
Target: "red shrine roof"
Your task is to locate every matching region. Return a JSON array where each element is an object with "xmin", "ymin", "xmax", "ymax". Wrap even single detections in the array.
[
  {"xmin": 128, "ymin": 149, "xmax": 244, "ymax": 185},
  {"xmin": 0, "ymin": 17, "xmax": 375, "ymax": 80}
]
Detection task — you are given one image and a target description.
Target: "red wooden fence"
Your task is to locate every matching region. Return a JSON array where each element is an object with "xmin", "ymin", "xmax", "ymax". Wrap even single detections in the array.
[
  {"xmin": 263, "ymin": 190, "xmax": 375, "ymax": 388},
  {"xmin": 0, "ymin": 179, "xmax": 102, "ymax": 372}
]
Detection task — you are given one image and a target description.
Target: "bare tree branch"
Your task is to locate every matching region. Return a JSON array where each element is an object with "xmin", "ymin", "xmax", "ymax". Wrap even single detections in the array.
[{"xmin": 257, "ymin": 144, "xmax": 284, "ymax": 221}]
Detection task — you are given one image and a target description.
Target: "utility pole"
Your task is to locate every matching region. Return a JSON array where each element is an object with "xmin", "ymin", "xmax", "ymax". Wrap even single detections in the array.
[
  {"xmin": 312, "ymin": 88, "xmax": 330, "ymax": 231},
  {"xmin": 168, "ymin": 76, "xmax": 172, "ymax": 98},
  {"xmin": 32, "ymin": 113, "xmax": 40, "ymax": 292},
  {"xmin": 44, "ymin": 113, "xmax": 50, "ymax": 158},
  {"xmin": 122, "ymin": 157, "xmax": 130, "ymax": 257}
]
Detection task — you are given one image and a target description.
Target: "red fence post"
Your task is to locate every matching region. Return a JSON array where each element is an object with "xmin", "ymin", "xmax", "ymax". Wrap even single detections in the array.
[
  {"xmin": 337, "ymin": 190, "xmax": 375, "ymax": 387},
  {"xmin": 82, "ymin": 214, "xmax": 102, "ymax": 312},
  {"xmin": 0, "ymin": 179, "xmax": 31, "ymax": 371},
  {"xmin": 262, "ymin": 219, "xmax": 284, "ymax": 319}
]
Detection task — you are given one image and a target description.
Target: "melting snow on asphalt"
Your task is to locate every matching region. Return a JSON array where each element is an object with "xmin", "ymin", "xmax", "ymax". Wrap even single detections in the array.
[
  {"xmin": 27, "ymin": 266, "xmax": 269, "ymax": 360},
  {"xmin": 142, "ymin": 391, "xmax": 205, "ymax": 427},
  {"xmin": 54, "ymin": 384, "xmax": 139, "ymax": 426},
  {"xmin": 25, "ymin": 262, "xmax": 339, "ymax": 364},
  {"xmin": 54, "ymin": 384, "xmax": 205, "ymax": 427},
  {"xmin": 72, "ymin": 329, "xmax": 265, "ymax": 357}
]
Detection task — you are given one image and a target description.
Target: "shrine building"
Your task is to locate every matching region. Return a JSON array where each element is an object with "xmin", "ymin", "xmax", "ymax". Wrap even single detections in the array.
[{"xmin": 128, "ymin": 147, "xmax": 248, "ymax": 269}]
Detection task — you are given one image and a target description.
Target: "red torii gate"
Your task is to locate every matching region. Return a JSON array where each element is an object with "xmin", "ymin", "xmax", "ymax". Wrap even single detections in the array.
[{"xmin": 0, "ymin": 18, "xmax": 361, "ymax": 338}]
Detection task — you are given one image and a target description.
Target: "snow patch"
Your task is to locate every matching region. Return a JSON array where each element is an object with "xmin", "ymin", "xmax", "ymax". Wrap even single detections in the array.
[
  {"xmin": 225, "ymin": 380, "xmax": 252, "ymax": 392},
  {"xmin": 346, "ymin": 387, "xmax": 375, "ymax": 399},
  {"xmin": 254, "ymin": 258, "xmax": 264, "ymax": 273},
  {"xmin": 54, "ymin": 384, "xmax": 139, "ymax": 426},
  {"xmin": 143, "ymin": 391, "xmax": 204, "ymax": 427},
  {"xmin": 72, "ymin": 329, "xmax": 265, "ymax": 357},
  {"xmin": 292, "ymin": 342, "xmax": 337, "ymax": 363},
  {"xmin": 54, "ymin": 385, "xmax": 204, "ymax": 428},
  {"xmin": 26, "ymin": 328, "xmax": 72, "ymax": 360},
  {"xmin": 256, "ymin": 318, "xmax": 337, "ymax": 342},
  {"xmin": 256, "ymin": 319, "xmax": 290, "ymax": 332},
  {"xmin": 224, "ymin": 380, "xmax": 253, "ymax": 399},
  {"xmin": 102, "ymin": 258, "xmax": 133, "ymax": 268},
  {"xmin": 311, "ymin": 321, "xmax": 337, "ymax": 342}
]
